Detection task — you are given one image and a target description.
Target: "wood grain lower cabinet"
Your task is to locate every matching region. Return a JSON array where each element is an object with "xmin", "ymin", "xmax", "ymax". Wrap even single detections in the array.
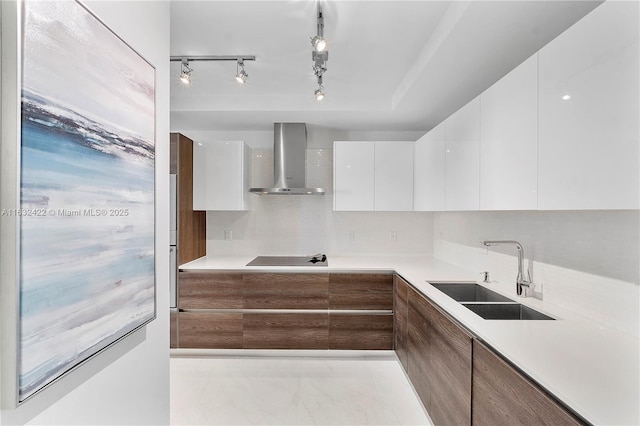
[
  {"xmin": 472, "ymin": 340, "xmax": 584, "ymax": 426},
  {"xmin": 407, "ymin": 286, "xmax": 472, "ymax": 426},
  {"xmin": 243, "ymin": 313, "xmax": 329, "ymax": 349},
  {"xmin": 329, "ymin": 273, "xmax": 393, "ymax": 310},
  {"xmin": 176, "ymin": 272, "xmax": 393, "ymax": 350},
  {"xmin": 178, "ymin": 272, "xmax": 243, "ymax": 309},
  {"xmin": 244, "ymin": 273, "xmax": 329, "ymax": 309},
  {"xmin": 170, "ymin": 309, "xmax": 178, "ymax": 348},
  {"xmin": 178, "ymin": 312, "xmax": 243, "ymax": 349},
  {"xmin": 329, "ymin": 313, "xmax": 393, "ymax": 350},
  {"xmin": 393, "ymin": 275, "xmax": 409, "ymax": 370},
  {"xmin": 328, "ymin": 273, "xmax": 394, "ymax": 350},
  {"xmin": 407, "ymin": 287, "xmax": 435, "ymax": 412}
]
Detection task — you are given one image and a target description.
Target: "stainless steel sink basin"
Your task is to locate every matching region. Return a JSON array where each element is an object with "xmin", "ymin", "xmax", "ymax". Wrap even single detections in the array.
[
  {"xmin": 430, "ymin": 282, "xmax": 515, "ymax": 303},
  {"xmin": 462, "ymin": 303, "xmax": 554, "ymax": 320},
  {"xmin": 429, "ymin": 282, "xmax": 554, "ymax": 320}
]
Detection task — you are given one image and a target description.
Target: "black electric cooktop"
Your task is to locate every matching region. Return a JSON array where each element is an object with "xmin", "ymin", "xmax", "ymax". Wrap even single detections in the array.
[{"xmin": 246, "ymin": 254, "xmax": 328, "ymax": 267}]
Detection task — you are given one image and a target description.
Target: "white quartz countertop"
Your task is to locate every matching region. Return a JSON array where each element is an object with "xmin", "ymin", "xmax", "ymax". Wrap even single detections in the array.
[{"xmin": 180, "ymin": 255, "xmax": 640, "ymax": 425}]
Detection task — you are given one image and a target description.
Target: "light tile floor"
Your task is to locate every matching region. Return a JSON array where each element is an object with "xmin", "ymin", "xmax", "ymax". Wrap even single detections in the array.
[{"xmin": 170, "ymin": 350, "xmax": 432, "ymax": 425}]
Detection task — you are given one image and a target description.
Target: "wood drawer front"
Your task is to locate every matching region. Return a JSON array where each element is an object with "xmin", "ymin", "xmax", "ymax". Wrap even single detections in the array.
[
  {"xmin": 243, "ymin": 313, "xmax": 329, "ymax": 349},
  {"xmin": 329, "ymin": 273, "xmax": 393, "ymax": 310},
  {"xmin": 178, "ymin": 272, "xmax": 243, "ymax": 309},
  {"xmin": 393, "ymin": 275, "xmax": 409, "ymax": 370},
  {"xmin": 472, "ymin": 340, "xmax": 584, "ymax": 426},
  {"xmin": 329, "ymin": 313, "xmax": 393, "ymax": 350},
  {"xmin": 178, "ymin": 312, "xmax": 243, "ymax": 349},
  {"xmin": 243, "ymin": 273, "xmax": 329, "ymax": 309}
]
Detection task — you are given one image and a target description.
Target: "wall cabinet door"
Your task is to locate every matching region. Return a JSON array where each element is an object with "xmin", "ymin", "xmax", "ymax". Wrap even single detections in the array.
[
  {"xmin": 407, "ymin": 287, "xmax": 472, "ymax": 425},
  {"xmin": 333, "ymin": 141, "xmax": 375, "ymax": 211},
  {"xmin": 538, "ymin": 1, "xmax": 639, "ymax": 210},
  {"xmin": 480, "ymin": 55, "xmax": 538, "ymax": 210},
  {"xmin": 334, "ymin": 141, "xmax": 414, "ymax": 211},
  {"xmin": 445, "ymin": 97, "xmax": 480, "ymax": 211},
  {"xmin": 374, "ymin": 141, "xmax": 414, "ymax": 211},
  {"xmin": 193, "ymin": 140, "xmax": 251, "ymax": 211},
  {"xmin": 414, "ymin": 122, "xmax": 446, "ymax": 211},
  {"xmin": 472, "ymin": 340, "xmax": 584, "ymax": 426}
]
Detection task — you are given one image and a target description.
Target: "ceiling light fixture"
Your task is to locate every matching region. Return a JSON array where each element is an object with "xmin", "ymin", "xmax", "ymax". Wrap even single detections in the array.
[
  {"xmin": 311, "ymin": 2, "xmax": 326, "ymax": 52},
  {"xmin": 180, "ymin": 59, "xmax": 192, "ymax": 85},
  {"xmin": 311, "ymin": 2, "xmax": 328, "ymax": 100},
  {"xmin": 170, "ymin": 55, "xmax": 256, "ymax": 86},
  {"xmin": 311, "ymin": 35, "xmax": 326, "ymax": 53},
  {"xmin": 235, "ymin": 59, "xmax": 248, "ymax": 84}
]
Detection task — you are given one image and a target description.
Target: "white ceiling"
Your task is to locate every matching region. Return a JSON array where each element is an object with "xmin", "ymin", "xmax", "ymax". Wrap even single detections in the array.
[{"xmin": 170, "ymin": 0, "xmax": 602, "ymax": 132}]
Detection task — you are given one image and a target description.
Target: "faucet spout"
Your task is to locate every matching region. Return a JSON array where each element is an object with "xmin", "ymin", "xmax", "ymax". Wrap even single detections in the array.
[{"xmin": 482, "ymin": 240, "xmax": 532, "ymax": 296}]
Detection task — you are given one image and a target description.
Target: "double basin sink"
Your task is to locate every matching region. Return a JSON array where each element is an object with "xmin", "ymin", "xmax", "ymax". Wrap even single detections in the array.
[{"xmin": 430, "ymin": 282, "xmax": 554, "ymax": 320}]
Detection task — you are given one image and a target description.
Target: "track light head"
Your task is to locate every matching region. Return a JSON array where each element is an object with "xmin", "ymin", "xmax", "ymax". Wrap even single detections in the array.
[
  {"xmin": 235, "ymin": 59, "xmax": 248, "ymax": 84},
  {"xmin": 311, "ymin": 35, "xmax": 326, "ymax": 52},
  {"xmin": 180, "ymin": 59, "xmax": 192, "ymax": 85},
  {"xmin": 311, "ymin": 2, "xmax": 328, "ymax": 101},
  {"xmin": 235, "ymin": 70, "xmax": 248, "ymax": 84}
]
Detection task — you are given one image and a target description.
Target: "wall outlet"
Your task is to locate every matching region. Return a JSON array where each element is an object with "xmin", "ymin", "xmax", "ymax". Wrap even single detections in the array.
[
  {"xmin": 347, "ymin": 231, "xmax": 355, "ymax": 242},
  {"xmin": 390, "ymin": 231, "xmax": 398, "ymax": 242},
  {"xmin": 224, "ymin": 229, "xmax": 232, "ymax": 241}
]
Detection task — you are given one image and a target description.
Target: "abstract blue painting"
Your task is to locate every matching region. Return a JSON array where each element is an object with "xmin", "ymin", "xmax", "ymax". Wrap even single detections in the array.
[{"xmin": 18, "ymin": 0, "xmax": 155, "ymax": 401}]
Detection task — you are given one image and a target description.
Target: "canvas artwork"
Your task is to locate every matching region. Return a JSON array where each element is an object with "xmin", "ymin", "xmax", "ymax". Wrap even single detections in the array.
[{"xmin": 18, "ymin": 0, "xmax": 156, "ymax": 401}]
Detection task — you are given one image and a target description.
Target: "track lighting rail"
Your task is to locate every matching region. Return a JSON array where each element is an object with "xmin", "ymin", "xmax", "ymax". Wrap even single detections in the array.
[
  {"xmin": 171, "ymin": 56, "xmax": 256, "ymax": 85},
  {"xmin": 170, "ymin": 55, "xmax": 256, "ymax": 62}
]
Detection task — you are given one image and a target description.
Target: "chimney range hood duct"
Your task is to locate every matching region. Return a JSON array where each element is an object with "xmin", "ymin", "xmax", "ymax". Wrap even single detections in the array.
[{"xmin": 249, "ymin": 123, "xmax": 325, "ymax": 195}]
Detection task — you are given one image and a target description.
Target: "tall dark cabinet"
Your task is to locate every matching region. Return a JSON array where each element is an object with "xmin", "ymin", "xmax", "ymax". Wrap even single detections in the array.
[{"xmin": 170, "ymin": 133, "xmax": 206, "ymax": 348}]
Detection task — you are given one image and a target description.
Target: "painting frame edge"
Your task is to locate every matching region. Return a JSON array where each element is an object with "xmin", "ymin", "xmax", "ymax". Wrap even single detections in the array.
[{"xmin": 1, "ymin": 0, "xmax": 23, "ymax": 410}]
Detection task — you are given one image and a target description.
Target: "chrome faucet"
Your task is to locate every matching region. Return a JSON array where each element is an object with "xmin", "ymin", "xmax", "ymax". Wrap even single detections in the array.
[{"xmin": 482, "ymin": 240, "xmax": 533, "ymax": 297}]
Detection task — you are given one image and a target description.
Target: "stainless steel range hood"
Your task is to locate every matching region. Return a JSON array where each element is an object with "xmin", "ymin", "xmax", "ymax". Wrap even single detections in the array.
[{"xmin": 249, "ymin": 123, "xmax": 325, "ymax": 195}]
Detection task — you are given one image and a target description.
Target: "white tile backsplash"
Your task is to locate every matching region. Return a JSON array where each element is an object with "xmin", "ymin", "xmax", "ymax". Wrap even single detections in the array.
[
  {"xmin": 206, "ymin": 147, "xmax": 433, "ymax": 256},
  {"xmin": 433, "ymin": 211, "xmax": 640, "ymax": 337}
]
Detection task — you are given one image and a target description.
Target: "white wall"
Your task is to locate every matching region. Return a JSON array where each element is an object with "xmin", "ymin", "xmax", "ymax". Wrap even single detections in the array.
[
  {"xmin": 0, "ymin": 1, "xmax": 170, "ymax": 424},
  {"xmin": 433, "ymin": 210, "xmax": 640, "ymax": 336},
  {"xmin": 175, "ymin": 127, "xmax": 433, "ymax": 257}
]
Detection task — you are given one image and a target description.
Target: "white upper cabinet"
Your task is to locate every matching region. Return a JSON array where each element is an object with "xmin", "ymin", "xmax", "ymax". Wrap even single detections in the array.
[
  {"xmin": 480, "ymin": 55, "xmax": 538, "ymax": 211},
  {"xmin": 538, "ymin": 1, "xmax": 639, "ymax": 210},
  {"xmin": 193, "ymin": 141, "xmax": 251, "ymax": 211},
  {"xmin": 414, "ymin": 122, "xmax": 446, "ymax": 211},
  {"xmin": 333, "ymin": 141, "xmax": 375, "ymax": 211},
  {"xmin": 375, "ymin": 141, "xmax": 414, "ymax": 211},
  {"xmin": 445, "ymin": 97, "xmax": 480, "ymax": 211},
  {"xmin": 333, "ymin": 141, "xmax": 414, "ymax": 211}
]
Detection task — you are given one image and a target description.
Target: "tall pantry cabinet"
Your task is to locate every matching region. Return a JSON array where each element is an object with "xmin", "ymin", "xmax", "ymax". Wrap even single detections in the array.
[{"xmin": 170, "ymin": 133, "xmax": 206, "ymax": 348}]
